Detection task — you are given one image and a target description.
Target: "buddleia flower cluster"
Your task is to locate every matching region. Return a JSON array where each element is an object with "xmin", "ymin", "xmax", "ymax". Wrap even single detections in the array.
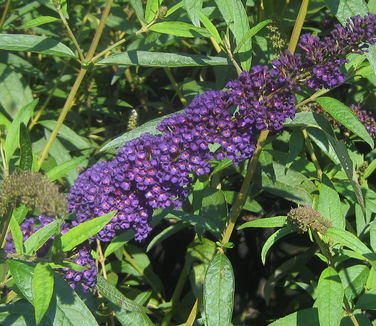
[
  {"xmin": 273, "ymin": 13, "xmax": 376, "ymax": 90},
  {"xmin": 67, "ymin": 14, "xmax": 376, "ymax": 247}
]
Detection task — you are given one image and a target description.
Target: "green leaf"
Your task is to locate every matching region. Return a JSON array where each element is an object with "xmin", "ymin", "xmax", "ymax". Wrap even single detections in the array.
[
  {"xmin": 370, "ymin": 222, "xmax": 376, "ymax": 252},
  {"xmin": 262, "ymin": 176, "xmax": 313, "ymax": 206},
  {"xmin": 61, "ymin": 211, "xmax": 116, "ymax": 251},
  {"xmin": 97, "ymin": 51, "xmax": 229, "ymax": 67},
  {"xmin": 339, "ymin": 265, "xmax": 369, "ymax": 302},
  {"xmin": 7, "ymin": 260, "xmax": 34, "ymax": 302},
  {"xmin": 100, "ymin": 114, "xmax": 167, "ymax": 152},
  {"xmin": 328, "ymin": 138, "xmax": 365, "ymax": 213},
  {"xmin": 238, "ymin": 216, "xmax": 287, "ymax": 229},
  {"xmin": 130, "ymin": 0, "xmax": 145, "ymax": 23},
  {"xmin": 145, "ymin": 0, "xmax": 162, "ymax": 22},
  {"xmin": 316, "ymin": 97, "xmax": 374, "ymax": 148},
  {"xmin": 146, "ymin": 223, "xmax": 186, "ymax": 252},
  {"xmin": 104, "ymin": 230, "xmax": 135, "ymax": 257},
  {"xmin": 314, "ymin": 267, "xmax": 344, "ymax": 326},
  {"xmin": 0, "ymin": 301, "xmax": 37, "ymax": 326},
  {"xmin": 9, "ymin": 215, "xmax": 24, "ymax": 254},
  {"xmin": 166, "ymin": 210, "xmax": 223, "ymax": 238},
  {"xmin": 325, "ymin": 227, "xmax": 372, "ymax": 255},
  {"xmin": 96, "ymin": 275, "xmax": 148, "ymax": 313},
  {"xmin": 261, "ymin": 226, "xmax": 296, "ymax": 264},
  {"xmin": 0, "ymin": 34, "xmax": 77, "ymax": 58},
  {"xmin": 149, "ymin": 21, "xmax": 210, "ymax": 38},
  {"xmin": 24, "ymin": 220, "xmax": 61, "ymax": 255},
  {"xmin": 4, "ymin": 99, "xmax": 37, "ymax": 164},
  {"xmin": 222, "ymin": 190, "xmax": 263, "ymax": 213},
  {"xmin": 0, "ymin": 63, "xmax": 33, "ymax": 118},
  {"xmin": 356, "ymin": 289, "xmax": 376, "ymax": 310},
  {"xmin": 324, "ymin": 0, "xmax": 368, "ymax": 22},
  {"xmin": 197, "ymin": 11, "xmax": 222, "ymax": 45},
  {"xmin": 184, "ymin": 0, "xmax": 203, "ymax": 27},
  {"xmin": 233, "ymin": 19, "xmax": 272, "ymax": 53},
  {"xmin": 317, "ymin": 174, "xmax": 344, "ymax": 229},
  {"xmin": 203, "ymin": 253, "xmax": 235, "ymax": 326},
  {"xmin": 214, "ymin": 0, "xmax": 252, "ymax": 70},
  {"xmin": 19, "ymin": 123, "xmax": 33, "ymax": 171},
  {"xmin": 39, "ymin": 120, "xmax": 91, "ymax": 150},
  {"xmin": 33, "ymin": 263, "xmax": 54, "ymax": 325},
  {"xmin": 6, "ymin": 261, "xmax": 98, "ymax": 325},
  {"xmin": 19, "ymin": 16, "xmax": 60, "ymax": 29},
  {"xmin": 46, "ymin": 156, "xmax": 87, "ymax": 181},
  {"xmin": 268, "ymin": 308, "xmax": 319, "ymax": 326}
]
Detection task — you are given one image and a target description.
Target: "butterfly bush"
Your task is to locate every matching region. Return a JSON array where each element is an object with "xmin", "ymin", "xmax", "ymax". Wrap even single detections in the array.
[{"xmin": 63, "ymin": 14, "xmax": 376, "ymax": 288}]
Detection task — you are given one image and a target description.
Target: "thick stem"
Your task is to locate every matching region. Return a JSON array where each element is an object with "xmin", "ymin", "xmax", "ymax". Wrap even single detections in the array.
[
  {"xmin": 221, "ymin": 130, "xmax": 269, "ymax": 246},
  {"xmin": 288, "ymin": 0, "xmax": 310, "ymax": 54}
]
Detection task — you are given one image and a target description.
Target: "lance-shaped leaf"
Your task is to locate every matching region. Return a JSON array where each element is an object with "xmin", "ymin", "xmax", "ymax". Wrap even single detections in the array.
[
  {"xmin": 316, "ymin": 97, "xmax": 374, "ymax": 148},
  {"xmin": 97, "ymin": 51, "xmax": 229, "ymax": 67},
  {"xmin": 314, "ymin": 267, "xmax": 344, "ymax": 326},
  {"xmin": 203, "ymin": 253, "xmax": 235, "ymax": 326},
  {"xmin": 261, "ymin": 226, "xmax": 296, "ymax": 264},
  {"xmin": 19, "ymin": 123, "xmax": 33, "ymax": 171},
  {"xmin": 238, "ymin": 216, "xmax": 287, "ymax": 229},
  {"xmin": 33, "ymin": 263, "xmax": 54, "ymax": 325},
  {"xmin": 0, "ymin": 34, "xmax": 76, "ymax": 58},
  {"xmin": 60, "ymin": 211, "xmax": 116, "ymax": 251}
]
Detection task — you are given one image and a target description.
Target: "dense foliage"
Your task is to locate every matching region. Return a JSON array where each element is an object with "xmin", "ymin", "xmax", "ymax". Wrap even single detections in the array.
[{"xmin": 0, "ymin": 0, "xmax": 376, "ymax": 325}]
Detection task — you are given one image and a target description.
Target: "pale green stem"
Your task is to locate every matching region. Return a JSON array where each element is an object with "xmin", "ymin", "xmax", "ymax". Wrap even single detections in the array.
[
  {"xmin": 161, "ymin": 261, "xmax": 189, "ymax": 326},
  {"xmin": 164, "ymin": 68, "xmax": 187, "ymax": 106},
  {"xmin": 122, "ymin": 249, "xmax": 165, "ymax": 302},
  {"xmin": 37, "ymin": 0, "xmax": 114, "ymax": 169},
  {"xmin": 221, "ymin": 130, "xmax": 269, "ymax": 246},
  {"xmin": 288, "ymin": 0, "xmax": 310, "ymax": 53},
  {"xmin": 0, "ymin": 0, "xmax": 11, "ymax": 31},
  {"xmin": 56, "ymin": 6, "xmax": 85, "ymax": 62}
]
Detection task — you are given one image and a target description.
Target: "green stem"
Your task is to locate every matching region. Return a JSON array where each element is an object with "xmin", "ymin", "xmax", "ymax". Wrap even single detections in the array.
[
  {"xmin": 29, "ymin": 65, "xmax": 68, "ymax": 130},
  {"xmin": 221, "ymin": 130, "xmax": 269, "ymax": 246},
  {"xmin": 296, "ymin": 88, "xmax": 330, "ymax": 109},
  {"xmin": 164, "ymin": 68, "xmax": 187, "ymax": 106},
  {"xmin": 85, "ymin": 0, "xmax": 113, "ymax": 62},
  {"xmin": 302, "ymin": 129, "xmax": 323, "ymax": 181},
  {"xmin": 0, "ymin": 0, "xmax": 11, "ymax": 31},
  {"xmin": 37, "ymin": 0, "xmax": 114, "ymax": 169},
  {"xmin": 0, "ymin": 207, "xmax": 13, "ymax": 249},
  {"xmin": 288, "ymin": 0, "xmax": 310, "ymax": 54},
  {"xmin": 122, "ymin": 249, "xmax": 165, "ymax": 302},
  {"xmin": 56, "ymin": 6, "xmax": 85, "ymax": 62},
  {"xmin": 161, "ymin": 261, "xmax": 189, "ymax": 326},
  {"xmin": 37, "ymin": 67, "xmax": 88, "ymax": 169}
]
